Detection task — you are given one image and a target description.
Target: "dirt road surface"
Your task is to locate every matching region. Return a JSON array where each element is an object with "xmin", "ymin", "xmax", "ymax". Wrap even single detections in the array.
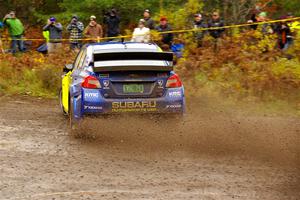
[{"xmin": 0, "ymin": 95, "xmax": 299, "ymax": 200}]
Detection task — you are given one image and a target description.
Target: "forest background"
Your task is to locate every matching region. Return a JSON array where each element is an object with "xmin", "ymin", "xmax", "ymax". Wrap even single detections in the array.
[{"xmin": 0, "ymin": 0, "xmax": 299, "ymax": 114}]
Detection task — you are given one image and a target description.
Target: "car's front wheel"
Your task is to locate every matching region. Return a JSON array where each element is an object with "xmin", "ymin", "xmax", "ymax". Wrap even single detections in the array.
[{"xmin": 59, "ymin": 89, "xmax": 68, "ymax": 116}]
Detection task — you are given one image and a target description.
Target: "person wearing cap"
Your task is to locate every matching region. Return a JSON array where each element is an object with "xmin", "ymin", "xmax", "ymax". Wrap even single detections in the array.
[
  {"xmin": 155, "ymin": 17, "xmax": 173, "ymax": 47},
  {"xmin": 193, "ymin": 13, "xmax": 207, "ymax": 47},
  {"xmin": 84, "ymin": 16, "xmax": 103, "ymax": 42},
  {"xmin": 67, "ymin": 15, "xmax": 84, "ymax": 50},
  {"xmin": 3, "ymin": 11, "xmax": 25, "ymax": 53},
  {"xmin": 43, "ymin": 17, "xmax": 63, "ymax": 53},
  {"xmin": 131, "ymin": 19, "xmax": 150, "ymax": 43},
  {"xmin": 143, "ymin": 9, "xmax": 155, "ymax": 30},
  {"xmin": 103, "ymin": 9, "xmax": 121, "ymax": 39}
]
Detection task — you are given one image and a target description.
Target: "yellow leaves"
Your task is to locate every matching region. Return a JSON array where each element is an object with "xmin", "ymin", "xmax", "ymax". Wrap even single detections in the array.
[
  {"xmin": 150, "ymin": 30, "xmax": 162, "ymax": 42},
  {"xmin": 0, "ymin": 50, "xmax": 75, "ymax": 97},
  {"xmin": 158, "ymin": 0, "xmax": 203, "ymax": 30},
  {"xmin": 185, "ymin": 0, "xmax": 204, "ymax": 14},
  {"xmin": 178, "ymin": 29, "xmax": 300, "ymax": 100},
  {"xmin": 33, "ymin": 55, "xmax": 46, "ymax": 64}
]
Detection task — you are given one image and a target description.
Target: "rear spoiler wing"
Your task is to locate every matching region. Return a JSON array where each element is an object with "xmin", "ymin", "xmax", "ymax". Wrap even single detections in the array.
[{"xmin": 92, "ymin": 52, "xmax": 174, "ymax": 72}]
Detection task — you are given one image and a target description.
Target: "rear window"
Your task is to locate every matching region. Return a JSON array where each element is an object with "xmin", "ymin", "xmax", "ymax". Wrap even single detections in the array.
[
  {"xmin": 93, "ymin": 52, "xmax": 173, "ymax": 62},
  {"xmin": 92, "ymin": 51, "xmax": 174, "ymax": 72}
]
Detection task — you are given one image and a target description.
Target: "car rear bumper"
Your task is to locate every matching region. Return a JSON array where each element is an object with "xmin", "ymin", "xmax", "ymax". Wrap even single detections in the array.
[{"xmin": 73, "ymin": 88, "xmax": 185, "ymax": 118}]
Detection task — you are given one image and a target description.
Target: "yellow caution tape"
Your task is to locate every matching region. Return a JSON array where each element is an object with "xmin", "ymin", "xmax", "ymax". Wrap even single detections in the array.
[{"xmin": 1, "ymin": 17, "xmax": 300, "ymax": 42}]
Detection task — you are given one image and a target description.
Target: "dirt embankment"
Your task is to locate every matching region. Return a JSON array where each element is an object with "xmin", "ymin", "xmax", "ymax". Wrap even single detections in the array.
[{"xmin": 0, "ymin": 95, "xmax": 299, "ymax": 200}]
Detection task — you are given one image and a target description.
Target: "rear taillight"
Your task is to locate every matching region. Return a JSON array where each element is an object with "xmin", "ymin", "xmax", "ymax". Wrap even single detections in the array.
[
  {"xmin": 166, "ymin": 74, "xmax": 182, "ymax": 88},
  {"xmin": 82, "ymin": 76, "xmax": 101, "ymax": 89}
]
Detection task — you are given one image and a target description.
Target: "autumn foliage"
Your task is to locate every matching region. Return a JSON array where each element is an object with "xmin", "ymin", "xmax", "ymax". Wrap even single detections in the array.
[
  {"xmin": 177, "ymin": 30, "xmax": 300, "ymax": 102},
  {"xmin": 0, "ymin": 48, "xmax": 76, "ymax": 97},
  {"xmin": 0, "ymin": 29, "xmax": 299, "ymax": 105}
]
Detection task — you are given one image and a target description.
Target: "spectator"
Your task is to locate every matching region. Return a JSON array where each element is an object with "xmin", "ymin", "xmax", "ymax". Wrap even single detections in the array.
[
  {"xmin": 247, "ymin": 5, "xmax": 261, "ymax": 30},
  {"xmin": 67, "ymin": 15, "xmax": 84, "ymax": 50},
  {"xmin": 274, "ymin": 16, "xmax": 292, "ymax": 50},
  {"xmin": 208, "ymin": 12, "xmax": 225, "ymax": 52},
  {"xmin": 84, "ymin": 16, "xmax": 103, "ymax": 42},
  {"xmin": 43, "ymin": 17, "xmax": 63, "ymax": 53},
  {"xmin": 37, "ymin": 30, "xmax": 50, "ymax": 54},
  {"xmin": 3, "ymin": 11, "xmax": 25, "ymax": 53},
  {"xmin": 43, "ymin": 30, "xmax": 50, "ymax": 43},
  {"xmin": 171, "ymin": 38, "xmax": 184, "ymax": 58},
  {"xmin": 248, "ymin": 13, "xmax": 259, "ymax": 30},
  {"xmin": 208, "ymin": 12, "xmax": 225, "ymax": 39},
  {"xmin": 103, "ymin": 9, "xmax": 120, "ymax": 39},
  {"xmin": 193, "ymin": 13, "xmax": 207, "ymax": 47},
  {"xmin": 257, "ymin": 12, "xmax": 273, "ymax": 34},
  {"xmin": 131, "ymin": 19, "xmax": 150, "ymax": 43},
  {"xmin": 156, "ymin": 17, "xmax": 173, "ymax": 47},
  {"xmin": 143, "ymin": 9, "xmax": 155, "ymax": 30}
]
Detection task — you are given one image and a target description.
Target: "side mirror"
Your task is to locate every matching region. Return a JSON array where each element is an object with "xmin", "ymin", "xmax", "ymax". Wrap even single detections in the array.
[{"xmin": 63, "ymin": 64, "xmax": 74, "ymax": 73}]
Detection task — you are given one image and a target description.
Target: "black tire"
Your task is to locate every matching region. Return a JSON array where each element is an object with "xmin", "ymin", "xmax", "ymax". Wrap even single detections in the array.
[
  {"xmin": 69, "ymin": 97, "xmax": 76, "ymax": 135},
  {"xmin": 69, "ymin": 97, "xmax": 87, "ymax": 138},
  {"xmin": 59, "ymin": 89, "xmax": 68, "ymax": 116}
]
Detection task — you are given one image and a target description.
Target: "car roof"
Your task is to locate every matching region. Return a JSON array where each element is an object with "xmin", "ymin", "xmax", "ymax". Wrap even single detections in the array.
[{"xmin": 86, "ymin": 42, "xmax": 162, "ymax": 54}]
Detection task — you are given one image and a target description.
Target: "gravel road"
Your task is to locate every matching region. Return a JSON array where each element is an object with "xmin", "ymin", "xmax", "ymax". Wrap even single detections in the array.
[{"xmin": 0, "ymin": 95, "xmax": 299, "ymax": 200}]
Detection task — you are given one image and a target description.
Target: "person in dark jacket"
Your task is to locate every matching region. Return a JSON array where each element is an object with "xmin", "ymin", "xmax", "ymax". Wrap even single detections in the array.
[
  {"xmin": 103, "ymin": 9, "xmax": 120, "ymax": 39},
  {"xmin": 274, "ymin": 17, "xmax": 292, "ymax": 50},
  {"xmin": 43, "ymin": 17, "xmax": 63, "ymax": 53},
  {"xmin": 193, "ymin": 13, "xmax": 207, "ymax": 47},
  {"xmin": 67, "ymin": 15, "xmax": 84, "ymax": 50},
  {"xmin": 208, "ymin": 12, "xmax": 225, "ymax": 39},
  {"xmin": 143, "ymin": 9, "xmax": 155, "ymax": 30},
  {"xmin": 156, "ymin": 17, "xmax": 173, "ymax": 47},
  {"xmin": 208, "ymin": 12, "xmax": 225, "ymax": 52}
]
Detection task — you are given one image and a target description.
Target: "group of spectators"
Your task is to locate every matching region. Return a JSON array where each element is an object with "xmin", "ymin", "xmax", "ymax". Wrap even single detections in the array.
[
  {"xmin": 247, "ymin": 10, "xmax": 300, "ymax": 50},
  {"xmin": 42, "ymin": 9, "xmax": 121, "ymax": 53},
  {"xmin": 0, "ymin": 9, "xmax": 299, "ymax": 54},
  {"xmin": 0, "ymin": 9, "xmax": 121, "ymax": 54}
]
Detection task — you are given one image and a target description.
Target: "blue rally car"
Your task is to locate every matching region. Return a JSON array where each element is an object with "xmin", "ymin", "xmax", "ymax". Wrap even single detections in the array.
[{"xmin": 60, "ymin": 42, "xmax": 185, "ymax": 127}]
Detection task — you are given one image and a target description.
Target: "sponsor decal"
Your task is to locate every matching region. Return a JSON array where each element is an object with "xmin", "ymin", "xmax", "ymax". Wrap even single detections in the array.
[
  {"xmin": 166, "ymin": 104, "xmax": 182, "ymax": 109},
  {"xmin": 84, "ymin": 92, "xmax": 99, "ymax": 98},
  {"xmin": 112, "ymin": 101, "xmax": 157, "ymax": 112},
  {"xmin": 84, "ymin": 105, "xmax": 103, "ymax": 110},
  {"xmin": 168, "ymin": 91, "xmax": 182, "ymax": 98}
]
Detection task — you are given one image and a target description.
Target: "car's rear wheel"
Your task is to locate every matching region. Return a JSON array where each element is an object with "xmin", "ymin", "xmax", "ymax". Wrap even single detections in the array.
[
  {"xmin": 69, "ymin": 97, "xmax": 86, "ymax": 138},
  {"xmin": 69, "ymin": 97, "xmax": 76, "ymax": 135}
]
